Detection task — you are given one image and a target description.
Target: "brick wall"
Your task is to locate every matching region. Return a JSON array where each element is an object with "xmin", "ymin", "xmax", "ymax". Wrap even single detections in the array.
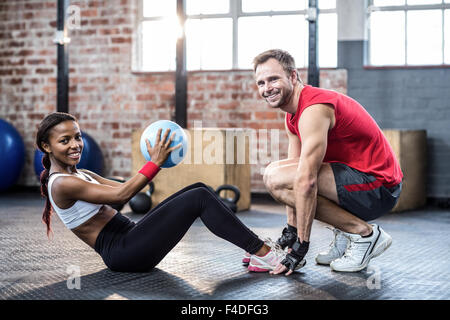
[{"xmin": 0, "ymin": 0, "xmax": 347, "ymax": 192}]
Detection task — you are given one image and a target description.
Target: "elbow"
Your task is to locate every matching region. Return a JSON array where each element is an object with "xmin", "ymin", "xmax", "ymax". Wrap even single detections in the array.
[
  {"xmin": 110, "ymin": 196, "xmax": 128, "ymax": 206},
  {"xmin": 114, "ymin": 189, "xmax": 134, "ymax": 205}
]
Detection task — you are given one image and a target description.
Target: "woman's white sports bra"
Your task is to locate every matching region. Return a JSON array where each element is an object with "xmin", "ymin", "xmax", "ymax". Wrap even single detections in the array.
[{"xmin": 48, "ymin": 172, "xmax": 103, "ymax": 229}]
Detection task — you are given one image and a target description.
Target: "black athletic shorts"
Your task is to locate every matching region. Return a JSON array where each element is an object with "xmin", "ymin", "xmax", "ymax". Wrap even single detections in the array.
[{"xmin": 330, "ymin": 162, "xmax": 402, "ymax": 221}]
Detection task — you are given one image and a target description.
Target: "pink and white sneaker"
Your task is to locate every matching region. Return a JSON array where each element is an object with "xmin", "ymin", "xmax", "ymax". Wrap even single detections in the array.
[
  {"xmin": 242, "ymin": 252, "xmax": 251, "ymax": 266},
  {"xmin": 248, "ymin": 238, "xmax": 286, "ymax": 272}
]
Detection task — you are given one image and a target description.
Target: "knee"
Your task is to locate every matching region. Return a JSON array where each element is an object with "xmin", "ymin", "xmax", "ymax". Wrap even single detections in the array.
[
  {"xmin": 193, "ymin": 182, "xmax": 215, "ymax": 197},
  {"xmin": 187, "ymin": 182, "xmax": 212, "ymax": 196},
  {"xmin": 262, "ymin": 167, "xmax": 271, "ymax": 190},
  {"xmin": 263, "ymin": 167, "xmax": 279, "ymax": 193},
  {"xmin": 263, "ymin": 160, "xmax": 288, "ymax": 189},
  {"xmin": 190, "ymin": 182, "xmax": 207, "ymax": 189},
  {"xmin": 190, "ymin": 185, "xmax": 214, "ymax": 201}
]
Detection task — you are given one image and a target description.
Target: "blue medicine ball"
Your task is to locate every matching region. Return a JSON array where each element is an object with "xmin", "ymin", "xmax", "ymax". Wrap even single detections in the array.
[
  {"xmin": 33, "ymin": 131, "xmax": 104, "ymax": 179},
  {"xmin": 140, "ymin": 120, "xmax": 188, "ymax": 168},
  {"xmin": 0, "ymin": 119, "xmax": 25, "ymax": 192}
]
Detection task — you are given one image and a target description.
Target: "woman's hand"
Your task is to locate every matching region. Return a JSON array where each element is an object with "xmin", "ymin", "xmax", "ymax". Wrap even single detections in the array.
[{"xmin": 145, "ymin": 128, "xmax": 181, "ymax": 167}]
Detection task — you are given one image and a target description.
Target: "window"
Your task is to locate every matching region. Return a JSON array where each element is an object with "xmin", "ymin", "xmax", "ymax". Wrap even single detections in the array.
[
  {"xmin": 368, "ymin": 0, "xmax": 450, "ymax": 66},
  {"xmin": 186, "ymin": 18, "xmax": 233, "ymax": 70},
  {"xmin": 137, "ymin": 0, "xmax": 337, "ymax": 71},
  {"xmin": 139, "ymin": 0, "xmax": 178, "ymax": 71},
  {"xmin": 237, "ymin": 15, "xmax": 309, "ymax": 69}
]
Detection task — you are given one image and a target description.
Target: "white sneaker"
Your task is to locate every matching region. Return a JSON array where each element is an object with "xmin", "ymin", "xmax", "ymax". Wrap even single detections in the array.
[
  {"xmin": 248, "ymin": 238, "xmax": 287, "ymax": 272},
  {"xmin": 315, "ymin": 227, "xmax": 348, "ymax": 265},
  {"xmin": 330, "ymin": 224, "xmax": 392, "ymax": 272}
]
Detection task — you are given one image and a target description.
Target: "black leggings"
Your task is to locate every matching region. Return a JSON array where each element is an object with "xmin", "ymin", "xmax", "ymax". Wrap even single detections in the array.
[{"xmin": 94, "ymin": 182, "xmax": 264, "ymax": 272}]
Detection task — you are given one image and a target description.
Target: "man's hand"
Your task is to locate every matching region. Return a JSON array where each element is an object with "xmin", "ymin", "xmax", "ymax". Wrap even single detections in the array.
[
  {"xmin": 270, "ymin": 263, "xmax": 293, "ymax": 276},
  {"xmin": 270, "ymin": 247, "xmax": 294, "ymax": 276},
  {"xmin": 270, "ymin": 240, "xmax": 309, "ymax": 276}
]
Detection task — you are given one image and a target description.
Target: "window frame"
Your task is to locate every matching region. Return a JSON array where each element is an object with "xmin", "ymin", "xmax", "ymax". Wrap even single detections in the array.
[
  {"xmin": 135, "ymin": 0, "xmax": 337, "ymax": 72},
  {"xmin": 366, "ymin": 0, "xmax": 450, "ymax": 68}
]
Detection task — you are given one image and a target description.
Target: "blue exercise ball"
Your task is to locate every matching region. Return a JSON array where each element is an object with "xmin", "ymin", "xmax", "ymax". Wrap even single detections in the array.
[
  {"xmin": 0, "ymin": 119, "xmax": 26, "ymax": 192},
  {"xmin": 33, "ymin": 131, "xmax": 104, "ymax": 179},
  {"xmin": 78, "ymin": 131, "xmax": 104, "ymax": 175},
  {"xmin": 34, "ymin": 148, "xmax": 45, "ymax": 178},
  {"xmin": 140, "ymin": 120, "xmax": 188, "ymax": 168}
]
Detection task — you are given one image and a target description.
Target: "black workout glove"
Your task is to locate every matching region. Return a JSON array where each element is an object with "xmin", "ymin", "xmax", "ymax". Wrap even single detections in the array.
[
  {"xmin": 276, "ymin": 225, "xmax": 298, "ymax": 250},
  {"xmin": 281, "ymin": 238, "xmax": 309, "ymax": 272}
]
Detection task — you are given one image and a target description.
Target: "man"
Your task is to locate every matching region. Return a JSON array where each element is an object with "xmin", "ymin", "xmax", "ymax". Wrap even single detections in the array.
[{"xmin": 249, "ymin": 49, "xmax": 402, "ymax": 275}]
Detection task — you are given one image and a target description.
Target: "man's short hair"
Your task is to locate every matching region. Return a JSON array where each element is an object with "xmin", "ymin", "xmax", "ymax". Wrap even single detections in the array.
[{"xmin": 253, "ymin": 49, "xmax": 300, "ymax": 80}]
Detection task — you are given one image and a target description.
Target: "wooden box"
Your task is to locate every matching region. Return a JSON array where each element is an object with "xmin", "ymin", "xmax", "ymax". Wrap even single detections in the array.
[{"xmin": 382, "ymin": 129, "xmax": 427, "ymax": 212}]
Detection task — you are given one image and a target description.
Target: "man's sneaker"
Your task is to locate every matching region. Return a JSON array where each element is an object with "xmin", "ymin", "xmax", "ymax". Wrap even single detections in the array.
[
  {"xmin": 242, "ymin": 252, "xmax": 251, "ymax": 266},
  {"xmin": 330, "ymin": 224, "xmax": 392, "ymax": 272},
  {"xmin": 248, "ymin": 238, "xmax": 286, "ymax": 272},
  {"xmin": 315, "ymin": 227, "xmax": 348, "ymax": 265},
  {"xmin": 276, "ymin": 226, "xmax": 297, "ymax": 250}
]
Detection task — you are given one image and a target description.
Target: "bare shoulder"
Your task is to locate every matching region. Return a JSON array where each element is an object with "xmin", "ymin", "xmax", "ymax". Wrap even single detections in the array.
[
  {"xmin": 78, "ymin": 169, "xmax": 96, "ymax": 180},
  {"xmin": 51, "ymin": 174, "xmax": 86, "ymax": 196},
  {"xmin": 302, "ymin": 103, "xmax": 334, "ymax": 117},
  {"xmin": 299, "ymin": 104, "xmax": 335, "ymax": 130}
]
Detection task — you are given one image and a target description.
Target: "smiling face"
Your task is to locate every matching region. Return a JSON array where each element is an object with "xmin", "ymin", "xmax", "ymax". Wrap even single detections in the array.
[
  {"xmin": 41, "ymin": 120, "xmax": 83, "ymax": 170},
  {"xmin": 255, "ymin": 58, "xmax": 296, "ymax": 109}
]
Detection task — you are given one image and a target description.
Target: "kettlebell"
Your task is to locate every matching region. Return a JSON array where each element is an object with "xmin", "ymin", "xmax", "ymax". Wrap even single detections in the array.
[
  {"xmin": 215, "ymin": 184, "xmax": 240, "ymax": 213},
  {"xmin": 148, "ymin": 181, "xmax": 155, "ymax": 195},
  {"xmin": 130, "ymin": 181, "xmax": 156, "ymax": 214},
  {"xmin": 129, "ymin": 192, "xmax": 152, "ymax": 214}
]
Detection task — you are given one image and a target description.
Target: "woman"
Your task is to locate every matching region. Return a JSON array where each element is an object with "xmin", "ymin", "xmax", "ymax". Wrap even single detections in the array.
[{"xmin": 36, "ymin": 112, "xmax": 285, "ymax": 273}]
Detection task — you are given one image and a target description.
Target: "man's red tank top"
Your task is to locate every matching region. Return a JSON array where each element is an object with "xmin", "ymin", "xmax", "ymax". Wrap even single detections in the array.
[{"xmin": 286, "ymin": 85, "xmax": 403, "ymax": 188}]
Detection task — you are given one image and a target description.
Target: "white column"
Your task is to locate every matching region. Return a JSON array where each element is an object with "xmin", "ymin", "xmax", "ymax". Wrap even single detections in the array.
[{"xmin": 336, "ymin": 0, "xmax": 368, "ymax": 41}]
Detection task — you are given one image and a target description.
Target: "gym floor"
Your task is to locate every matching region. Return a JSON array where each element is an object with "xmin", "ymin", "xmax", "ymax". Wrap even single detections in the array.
[{"xmin": 1, "ymin": 190, "xmax": 449, "ymax": 300}]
